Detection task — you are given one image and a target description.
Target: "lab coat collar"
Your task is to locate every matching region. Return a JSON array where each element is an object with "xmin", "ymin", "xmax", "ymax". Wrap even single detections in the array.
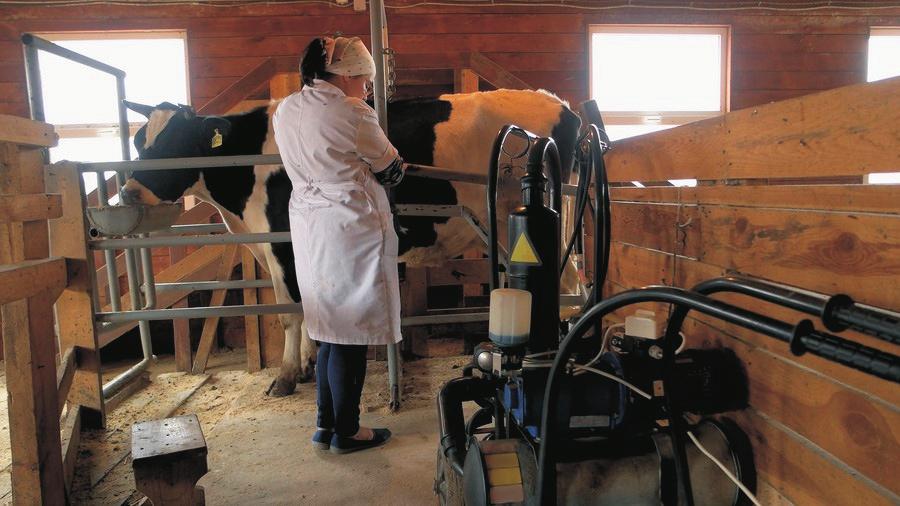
[{"xmin": 309, "ymin": 79, "xmax": 346, "ymax": 97}]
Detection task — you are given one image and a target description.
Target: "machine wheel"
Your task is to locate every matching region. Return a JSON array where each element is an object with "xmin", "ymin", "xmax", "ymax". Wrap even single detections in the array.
[{"xmin": 435, "ymin": 448, "xmax": 465, "ymax": 506}]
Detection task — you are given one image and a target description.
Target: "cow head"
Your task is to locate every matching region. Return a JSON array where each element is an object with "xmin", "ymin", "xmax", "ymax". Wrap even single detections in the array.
[{"xmin": 120, "ymin": 100, "xmax": 232, "ymax": 205}]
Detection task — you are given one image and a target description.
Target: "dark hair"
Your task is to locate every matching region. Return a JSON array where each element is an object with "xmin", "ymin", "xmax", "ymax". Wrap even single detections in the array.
[{"xmin": 300, "ymin": 37, "xmax": 334, "ymax": 86}]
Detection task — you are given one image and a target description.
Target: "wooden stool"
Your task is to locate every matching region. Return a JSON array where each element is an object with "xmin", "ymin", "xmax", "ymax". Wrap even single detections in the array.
[{"xmin": 132, "ymin": 414, "xmax": 208, "ymax": 506}]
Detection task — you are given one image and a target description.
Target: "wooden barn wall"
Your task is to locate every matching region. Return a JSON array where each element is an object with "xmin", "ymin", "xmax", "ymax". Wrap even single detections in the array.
[
  {"xmin": 0, "ymin": 3, "xmax": 899, "ymax": 116},
  {"xmin": 602, "ymin": 77, "xmax": 899, "ymax": 506}
]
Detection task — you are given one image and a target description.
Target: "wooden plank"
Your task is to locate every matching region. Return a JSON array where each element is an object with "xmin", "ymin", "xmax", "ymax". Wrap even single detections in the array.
[
  {"xmin": 606, "ymin": 77, "xmax": 900, "ymax": 182},
  {"xmin": 0, "ymin": 193, "xmax": 61, "ymax": 223},
  {"xmin": 728, "ymin": 409, "xmax": 897, "ymax": 506},
  {"xmin": 610, "ymin": 184, "xmax": 900, "ymax": 214},
  {"xmin": 467, "ymin": 52, "xmax": 532, "ymax": 90},
  {"xmin": 56, "ymin": 347, "xmax": 76, "ymax": 414},
  {"xmin": 191, "ymin": 244, "xmax": 239, "ymax": 374},
  {"xmin": 197, "ymin": 58, "xmax": 276, "ymax": 115},
  {"xmin": 0, "ymin": 257, "xmax": 67, "ymax": 305},
  {"xmin": 242, "ymin": 247, "xmax": 261, "ymax": 373},
  {"xmin": 732, "ymin": 70, "xmax": 862, "ymax": 90},
  {"xmin": 610, "ymin": 201, "xmax": 701, "ymax": 259},
  {"xmin": 694, "ymin": 206, "xmax": 899, "ymax": 311},
  {"xmin": 60, "ymin": 406, "xmax": 81, "ymax": 497},
  {"xmin": 0, "ymin": 114, "xmax": 56, "ymax": 147},
  {"xmin": 454, "ymin": 68, "xmax": 479, "ymax": 93},
  {"xmin": 44, "ymin": 162, "xmax": 105, "ymax": 426},
  {"xmin": 1, "ymin": 294, "xmax": 65, "ymax": 505}
]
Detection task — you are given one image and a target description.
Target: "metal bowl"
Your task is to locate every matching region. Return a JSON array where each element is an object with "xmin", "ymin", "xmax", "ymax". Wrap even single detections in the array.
[{"xmin": 87, "ymin": 203, "xmax": 183, "ymax": 237}]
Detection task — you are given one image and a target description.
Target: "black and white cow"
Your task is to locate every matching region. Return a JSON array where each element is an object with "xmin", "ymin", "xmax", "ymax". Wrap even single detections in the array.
[{"xmin": 120, "ymin": 89, "xmax": 581, "ymax": 396}]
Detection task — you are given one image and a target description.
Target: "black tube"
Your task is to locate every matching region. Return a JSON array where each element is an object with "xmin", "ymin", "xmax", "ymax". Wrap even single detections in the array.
[
  {"xmin": 693, "ymin": 276, "xmax": 899, "ymax": 345},
  {"xmin": 525, "ymin": 137, "xmax": 562, "ymax": 215},
  {"xmin": 437, "ymin": 376, "xmax": 496, "ymax": 476},
  {"xmin": 665, "ymin": 277, "xmax": 900, "ymax": 376},
  {"xmin": 536, "ymin": 287, "xmax": 803, "ymax": 505}
]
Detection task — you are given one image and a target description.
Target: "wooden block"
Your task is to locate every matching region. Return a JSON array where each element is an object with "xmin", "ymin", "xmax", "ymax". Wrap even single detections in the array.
[
  {"xmin": 132, "ymin": 415, "xmax": 208, "ymax": 506},
  {"xmin": 0, "ymin": 114, "xmax": 57, "ymax": 147},
  {"xmin": 0, "ymin": 193, "xmax": 61, "ymax": 223},
  {"xmin": 0, "ymin": 257, "xmax": 67, "ymax": 305}
]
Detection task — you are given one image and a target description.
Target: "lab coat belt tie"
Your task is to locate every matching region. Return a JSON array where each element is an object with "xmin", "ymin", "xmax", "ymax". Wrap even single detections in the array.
[{"xmin": 293, "ymin": 174, "xmax": 370, "ymax": 210}]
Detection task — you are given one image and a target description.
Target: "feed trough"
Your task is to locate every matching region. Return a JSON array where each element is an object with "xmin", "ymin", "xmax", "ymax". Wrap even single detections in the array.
[{"xmin": 87, "ymin": 203, "xmax": 183, "ymax": 237}]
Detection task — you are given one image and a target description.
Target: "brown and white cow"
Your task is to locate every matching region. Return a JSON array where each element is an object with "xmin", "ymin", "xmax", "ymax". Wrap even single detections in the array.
[{"xmin": 120, "ymin": 89, "xmax": 581, "ymax": 396}]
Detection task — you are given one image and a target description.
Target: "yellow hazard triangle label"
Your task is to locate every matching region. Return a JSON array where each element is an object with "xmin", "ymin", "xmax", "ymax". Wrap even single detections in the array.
[{"xmin": 510, "ymin": 231, "xmax": 541, "ymax": 265}]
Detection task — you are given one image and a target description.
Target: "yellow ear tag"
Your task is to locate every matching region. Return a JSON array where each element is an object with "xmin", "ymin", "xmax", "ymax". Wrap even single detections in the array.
[{"xmin": 211, "ymin": 129, "xmax": 223, "ymax": 148}]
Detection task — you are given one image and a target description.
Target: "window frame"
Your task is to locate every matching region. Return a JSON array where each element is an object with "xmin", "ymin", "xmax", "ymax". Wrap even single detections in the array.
[
  {"xmin": 36, "ymin": 30, "xmax": 191, "ymax": 150},
  {"xmin": 587, "ymin": 24, "xmax": 732, "ymax": 132},
  {"xmin": 867, "ymin": 26, "xmax": 900, "ymax": 83}
]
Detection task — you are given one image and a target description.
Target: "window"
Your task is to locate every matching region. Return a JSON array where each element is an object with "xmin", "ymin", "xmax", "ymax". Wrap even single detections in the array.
[
  {"xmin": 589, "ymin": 25, "xmax": 729, "ymax": 186},
  {"xmin": 36, "ymin": 31, "xmax": 189, "ymax": 193},
  {"xmin": 865, "ymin": 27, "xmax": 900, "ymax": 184}
]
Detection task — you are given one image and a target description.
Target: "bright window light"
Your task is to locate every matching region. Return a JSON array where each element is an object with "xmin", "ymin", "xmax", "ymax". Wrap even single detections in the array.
[
  {"xmin": 36, "ymin": 32, "xmax": 189, "ymax": 193},
  {"xmin": 868, "ymin": 28, "xmax": 900, "ymax": 82},
  {"xmin": 866, "ymin": 172, "xmax": 900, "ymax": 184},
  {"xmin": 591, "ymin": 31, "xmax": 724, "ymax": 112}
]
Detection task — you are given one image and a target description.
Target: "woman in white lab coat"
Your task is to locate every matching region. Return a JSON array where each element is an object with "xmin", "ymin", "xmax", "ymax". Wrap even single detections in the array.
[{"xmin": 273, "ymin": 36, "xmax": 404, "ymax": 454}]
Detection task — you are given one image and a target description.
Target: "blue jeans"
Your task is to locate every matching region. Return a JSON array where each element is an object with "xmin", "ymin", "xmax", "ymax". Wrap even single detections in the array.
[{"xmin": 316, "ymin": 342, "xmax": 368, "ymax": 437}]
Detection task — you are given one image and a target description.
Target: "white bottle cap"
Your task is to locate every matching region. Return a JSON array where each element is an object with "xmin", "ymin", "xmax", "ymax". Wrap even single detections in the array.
[{"xmin": 625, "ymin": 310, "xmax": 657, "ymax": 340}]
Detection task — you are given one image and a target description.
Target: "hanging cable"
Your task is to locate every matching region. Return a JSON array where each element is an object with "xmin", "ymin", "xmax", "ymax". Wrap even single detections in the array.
[{"xmin": 687, "ymin": 431, "xmax": 762, "ymax": 506}]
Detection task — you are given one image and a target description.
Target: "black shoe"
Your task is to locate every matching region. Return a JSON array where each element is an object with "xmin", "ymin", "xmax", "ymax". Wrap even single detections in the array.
[
  {"xmin": 312, "ymin": 428, "xmax": 333, "ymax": 450},
  {"xmin": 329, "ymin": 428, "xmax": 392, "ymax": 454}
]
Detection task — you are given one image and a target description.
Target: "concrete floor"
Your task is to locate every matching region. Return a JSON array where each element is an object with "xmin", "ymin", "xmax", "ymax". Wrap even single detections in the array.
[{"xmin": 201, "ymin": 406, "xmax": 440, "ymax": 505}]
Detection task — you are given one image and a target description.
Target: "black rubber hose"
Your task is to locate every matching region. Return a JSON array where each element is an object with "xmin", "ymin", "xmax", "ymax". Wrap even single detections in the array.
[
  {"xmin": 536, "ymin": 286, "xmax": 804, "ymax": 505},
  {"xmin": 437, "ymin": 376, "xmax": 496, "ymax": 476}
]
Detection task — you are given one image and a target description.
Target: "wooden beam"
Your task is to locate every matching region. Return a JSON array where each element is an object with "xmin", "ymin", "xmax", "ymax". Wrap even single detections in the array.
[
  {"xmin": 0, "ymin": 257, "xmax": 67, "ymax": 305},
  {"xmin": 0, "ymin": 114, "xmax": 57, "ymax": 147},
  {"xmin": 242, "ymin": 247, "xmax": 261, "ymax": 373},
  {"xmin": 606, "ymin": 76, "xmax": 900, "ymax": 183},
  {"xmin": 56, "ymin": 347, "xmax": 76, "ymax": 415},
  {"xmin": 610, "ymin": 184, "xmax": 900, "ymax": 215},
  {"xmin": 60, "ymin": 406, "xmax": 81, "ymax": 498},
  {"xmin": 453, "ymin": 68, "xmax": 479, "ymax": 94},
  {"xmin": 0, "ymin": 193, "xmax": 62, "ymax": 223},
  {"xmin": 170, "ymin": 245, "xmax": 193, "ymax": 373},
  {"xmin": 466, "ymin": 52, "xmax": 532, "ymax": 90},
  {"xmin": 45, "ymin": 162, "xmax": 105, "ymax": 427},
  {"xmin": 192, "ymin": 245, "xmax": 239, "ymax": 374},
  {"xmin": 198, "ymin": 58, "xmax": 277, "ymax": 115}
]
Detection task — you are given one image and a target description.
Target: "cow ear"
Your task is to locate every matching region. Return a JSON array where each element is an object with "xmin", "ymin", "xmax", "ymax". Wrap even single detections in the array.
[
  {"xmin": 201, "ymin": 117, "xmax": 231, "ymax": 150},
  {"xmin": 123, "ymin": 100, "xmax": 155, "ymax": 118}
]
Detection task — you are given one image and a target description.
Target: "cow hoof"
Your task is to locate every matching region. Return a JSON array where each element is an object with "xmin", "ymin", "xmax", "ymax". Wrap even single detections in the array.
[
  {"xmin": 266, "ymin": 378, "xmax": 296, "ymax": 397},
  {"xmin": 296, "ymin": 364, "xmax": 315, "ymax": 384}
]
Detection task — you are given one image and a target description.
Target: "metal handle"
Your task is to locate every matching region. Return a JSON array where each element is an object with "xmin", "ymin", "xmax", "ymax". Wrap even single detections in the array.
[{"xmin": 795, "ymin": 329, "xmax": 900, "ymax": 383}]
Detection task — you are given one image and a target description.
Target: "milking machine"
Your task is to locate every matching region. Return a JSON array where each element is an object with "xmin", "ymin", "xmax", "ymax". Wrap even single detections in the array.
[{"xmin": 434, "ymin": 112, "xmax": 900, "ymax": 505}]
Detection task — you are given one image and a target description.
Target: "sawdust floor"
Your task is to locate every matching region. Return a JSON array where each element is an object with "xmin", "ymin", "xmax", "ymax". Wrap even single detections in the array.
[{"xmin": 64, "ymin": 350, "xmax": 467, "ymax": 505}]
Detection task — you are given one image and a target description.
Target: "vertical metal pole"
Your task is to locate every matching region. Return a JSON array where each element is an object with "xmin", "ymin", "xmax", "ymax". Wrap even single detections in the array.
[
  {"xmin": 369, "ymin": 0, "xmax": 401, "ymax": 411},
  {"xmin": 22, "ymin": 43, "xmax": 45, "ymax": 122}
]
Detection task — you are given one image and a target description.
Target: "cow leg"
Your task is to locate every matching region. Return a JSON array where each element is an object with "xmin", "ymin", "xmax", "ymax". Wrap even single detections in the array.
[{"xmin": 265, "ymin": 257, "xmax": 315, "ymax": 397}]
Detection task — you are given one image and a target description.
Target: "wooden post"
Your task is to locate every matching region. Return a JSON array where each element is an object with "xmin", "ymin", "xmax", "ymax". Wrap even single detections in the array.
[
  {"xmin": 170, "ymin": 244, "xmax": 192, "ymax": 373},
  {"xmin": 242, "ymin": 248, "xmax": 262, "ymax": 372},
  {"xmin": 0, "ymin": 116, "xmax": 66, "ymax": 504},
  {"xmin": 46, "ymin": 161, "xmax": 106, "ymax": 428},
  {"xmin": 401, "ymin": 267, "xmax": 428, "ymax": 356},
  {"xmin": 454, "ymin": 68, "xmax": 479, "ymax": 94},
  {"xmin": 270, "ymin": 72, "xmax": 301, "ymax": 100}
]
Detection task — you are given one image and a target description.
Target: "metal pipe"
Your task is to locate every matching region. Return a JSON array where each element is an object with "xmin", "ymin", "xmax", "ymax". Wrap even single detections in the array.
[
  {"xmin": 79, "ymin": 154, "xmax": 284, "ymax": 172},
  {"xmin": 139, "ymin": 239, "xmax": 156, "ymax": 310},
  {"xmin": 90, "ymin": 231, "xmax": 292, "ymax": 249},
  {"xmin": 122, "ymin": 242, "xmax": 153, "ymax": 361},
  {"xmin": 22, "ymin": 34, "xmax": 126, "ymax": 78},
  {"xmin": 155, "ymin": 279, "xmax": 273, "ymax": 293},
  {"xmin": 151, "ymin": 223, "xmax": 229, "ymax": 236},
  {"xmin": 369, "ymin": 0, "xmax": 389, "ymax": 131},
  {"xmin": 102, "ymin": 357, "xmax": 150, "ymax": 399},
  {"xmin": 22, "ymin": 39, "xmax": 45, "ymax": 122}
]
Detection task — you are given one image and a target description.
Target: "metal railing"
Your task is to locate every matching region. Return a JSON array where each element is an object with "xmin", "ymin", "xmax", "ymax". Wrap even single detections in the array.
[{"xmin": 22, "ymin": 33, "xmax": 154, "ymax": 399}]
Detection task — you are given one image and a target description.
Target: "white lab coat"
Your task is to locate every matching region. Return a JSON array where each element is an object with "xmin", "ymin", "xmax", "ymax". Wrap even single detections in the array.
[{"xmin": 273, "ymin": 80, "xmax": 402, "ymax": 345}]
